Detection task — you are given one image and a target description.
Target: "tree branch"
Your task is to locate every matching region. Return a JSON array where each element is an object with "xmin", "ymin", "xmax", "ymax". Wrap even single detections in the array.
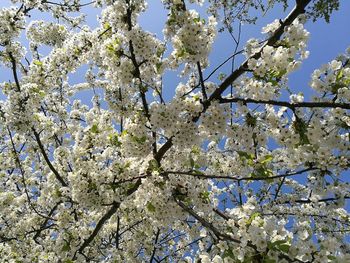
[
  {"xmin": 175, "ymin": 198, "xmax": 240, "ymax": 243},
  {"xmin": 149, "ymin": 229, "xmax": 160, "ymax": 263},
  {"xmin": 8, "ymin": 52, "xmax": 21, "ymax": 92},
  {"xmin": 74, "ymin": 202, "xmax": 121, "ymax": 259},
  {"xmin": 74, "ymin": 178, "xmax": 142, "ymax": 258},
  {"xmin": 32, "ymin": 128, "xmax": 68, "ymax": 187},
  {"xmin": 197, "ymin": 62, "xmax": 207, "ymax": 100},
  {"xmin": 165, "ymin": 167, "xmax": 318, "ymax": 182},
  {"xmin": 219, "ymin": 97, "xmax": 350, "ymax": 110}
]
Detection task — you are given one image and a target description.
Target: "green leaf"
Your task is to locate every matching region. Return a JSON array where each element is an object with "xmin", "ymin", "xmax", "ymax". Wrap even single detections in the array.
[
  {"xmin": 268, "ymin": 239, "xmax": 291, "ymax": 254},
  {"xmin": 336, "ymin": 69, "xmax": 343, "ymax": 82},
  {"xmin": 109, "ymin": 133, "xmax": 121, "ymax": 147},
  {"xmin": 138, "ymin": 136, "xmax": 147, "ymax": 143},
  {"xmin": 293, "ymin": 119, "xmax": 310, "ymax": 145},
  {"xmin": 90, "ymin": 124, "xmax": 99, "ymax": 133},
  {"xmin": 130, "ymin": 134, "xmax": 147, "ymax": 144},
  {"xmin": 189, "ymin": 156, "xmax": 195, "ymax": 169},
  {"xmin": 193, "ymin": 169, "xmax": 204, "ymax": 175},
  {"xmin": 260, "ymin": 155, "xmax": 273, "ymax": 164},
  {"xmin": 218, "ymin": 72, "xmax": 227, "ymax": 81},
  {"xmin": 193, "ymin": 17, "xmax": 201, "ymax": 23},
  {"xmin": 103, "ymin": 22, "xmax": 110, "ymax": 30},
  {"xmin": 254, "ymin": 165, "xmax": 273, "ymax": 178},
  {"xmin": 271, "ymin": 69, "xmax": 287, "ymax": 79},
  {"xmin": 237, "ymin": 151, "xmax": 255, "ymax": 166},
  {"xmin": 263, "ymin": 258, "xmax": 276, "ymax": 263},
  {"xmin": 147, "ymin": 159, "xmax": 162, "ymax": 173},
  {"xmin": 146, "ymin": 202, "xmax": 156, "ymax": 212},
  {"xmin": 62, "ymin": 242, "xmax": 70, "ymax": 252},
  {"xmin": 125, "ymin": 182, "xmax": 137, "ymax": 194},
  {"xmin": 254, "ymin": 69, "xmax": 286, "ymax": 86},
  {"xmin": 140, "ymin": 85, "xmax": 148, "ymax": 93},
  {"xmin": 271, "ymin": 240, "xmax": 287, "ymax": 246},
  {"xmin": 246, "ymin": 212, "xmax": 260, "ymax": 226},
  {"xmin": 199, "ymin": 191, "xmax": 210, "ymax": 203},
  {"xmin": 54, "ymin": 189, "xmax": 62, "ymax": 198},
  {"xmin": 38, "ymin": 90, "xmax": 46, "ymax": 97},
  {"xmin": 193, "ymin": 95, "xmax": 200, "ymax": 101},
  {"xmin": 33, "ymin": 60, "xmax": 43, "ymax": 66},
  {"xmin": 277, "ymin": 243, "xmax": 290, "ymax": 253},
  {"xmin": 237, "ymin": 151, "xmax": 254, "ymax": 160},
  {"xmin": 193, "ymin": 163, "xmax": 201, "ymax": 169},
  {"xmin": 154, "ymin": 181, "xmax": 165, "ymax": 189},
  {"xmin": 121, "ymin": 130, "xmax": 128, "ymax": 137},
  {"xmin": 246, "ymin": 114, "xmax": 257, "ymax": 127},
  {"xmin": 344, "ymin": 77, "xmax": 350, "ymax": 86},
  {"xmin": 156, "ymin": 62, "xmax": 162, "ymax": 73},
  {"xmin": 223, "ymin": 248, "xmax": 235, "ymax": 259},
  {"xmin": 106, "ymin": 44, "xmax": 115, "ymax": 53},
  {"xmin": 333, "ymin": 68, "xmax": 350, "ymax": 93},
  {"xmin": 185, "ymin": 47, "xmax": 196, "ymax": 56},
  {"xmin": 327, "ymin": 255, "xmax": 337, "ymax": 260},
  {"xmin": 191, "ymin": 145, "xmax": 200, "ymax": 155},
  {"xmin": 177, "ymin": 48, "xmax": 186, "ymax": 58},
  {"xmin": 183, "ymin": 197, "xmax": 192, "ymax": 206},
  {"xmin": 156, "ymin": 46, "xmax": 165, "ymax": 57},
  {"xmin": 88, "ymin": 182, "xmax": 97, "ymax": 192},
  {"xmin": 73, "ymin": 47, "xmax": 81, "ymax": 56},
  {"xmin": 276, "ymin": 39, "xmax": 291, "ymax": 48}
]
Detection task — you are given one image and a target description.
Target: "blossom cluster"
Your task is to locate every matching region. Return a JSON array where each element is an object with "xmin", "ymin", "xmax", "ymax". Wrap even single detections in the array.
[{"xmin": 0, "ymin": 0, "xmax": 349, "ymax": 262}]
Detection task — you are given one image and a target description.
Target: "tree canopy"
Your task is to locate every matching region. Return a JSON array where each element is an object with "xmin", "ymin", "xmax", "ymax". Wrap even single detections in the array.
[{"xmin": 0, "ymin": 0, "xmax": 349, "ymax": 262}]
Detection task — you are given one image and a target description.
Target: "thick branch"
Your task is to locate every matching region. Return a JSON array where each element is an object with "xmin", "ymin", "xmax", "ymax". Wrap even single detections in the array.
[
  {"xmin": 32, "ymin": 128, "xmax": 68, "ymax": 187},
  {"xmin": 8, "ymin": 52, "xmax": 21, "ymax": 92},
  {"xmin": 110, "ymin": 174, "xmax": 149, "ymax": 186},
  {"xmin": 149, "ymin": 229, "xmax": 160, "ymax": 263},
  {"xmin": 175, "ymin": 198, "xmax": 240, "ymax": 243},
  {"xmin": 291, "ymin": 196, "xmax": 350, "ymax": 204},
  {"xmin": 33, "ymin": 202, "xmax": 61, "ymax": 242},
  {"xmin": 74, "ymin": 202, "xmax": 121, "ymax": 259},
  {"xmin": 219, "ymin": 97, "xmax": 350, "ymax": 110},
  {"xmin": 197, "ymin": 62, "xmax": 207, "ymax": 100},
  {"xmin": 125, "ymin": 2, "xmax": 157, "ymax": 157},
  {"xmin": 74, "ymin": 178, "xmax": 142, "ymax": 258},
  {"xmin": 165, "ymin": 167, "xmax": 317, "ymax": 182}
]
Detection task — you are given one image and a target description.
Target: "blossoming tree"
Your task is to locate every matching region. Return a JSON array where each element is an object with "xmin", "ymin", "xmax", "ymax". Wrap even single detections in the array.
[{"xmin": 0, "ymin": 0, "xmax": 349, "ymax": 262}]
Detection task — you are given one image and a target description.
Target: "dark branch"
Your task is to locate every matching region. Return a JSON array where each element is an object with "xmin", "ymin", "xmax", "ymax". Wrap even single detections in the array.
[
  {"xmin": 165, "ymin": 167, "xmax": 318, "ymax": 182},
  {"xmin": 197, "ymin": 62, "xmax": 207, "ymax": 100},
  {"xmin": 219, "ymin": 97, "xmax": 350, "ymax": 110},
  {"xmin": 74, "ymin": 202, "xmax": 121, "ymax": 259},
  {"xmin": 74, "ymin": 178, "xmax": 142, "ymax": 258},
  {"xmin": 32, "ymin": 128, "xmax": 68, "ymax": 187},
  {"xmin": 149, "ymin": 229, "xmax": 160, "ymax": 263},
  {"xmin": 8, "ymin": 52, "xmax": 21, "ymax": 92}
]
